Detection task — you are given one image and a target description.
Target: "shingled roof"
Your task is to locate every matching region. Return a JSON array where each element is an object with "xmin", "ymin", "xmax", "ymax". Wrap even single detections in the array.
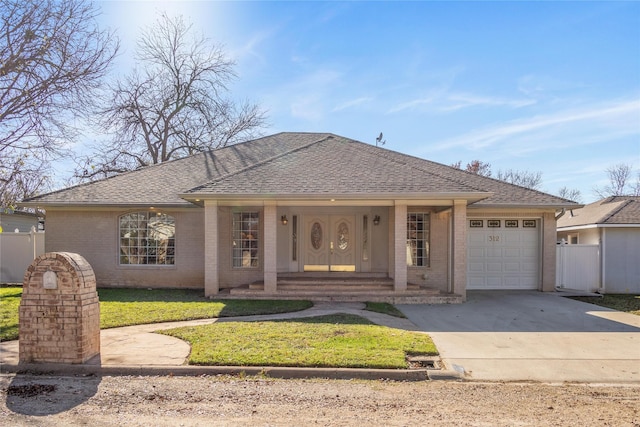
[
  {"xmin": 23, "ymin": 132, "xmax": 578, "ymax": 209},
  {"xmin": 557, "ymin": 196, "xmax": 640, "ymax": 227}
]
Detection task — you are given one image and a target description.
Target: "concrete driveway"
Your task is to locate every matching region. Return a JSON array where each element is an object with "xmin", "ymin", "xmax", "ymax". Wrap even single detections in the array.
[{"xmin": 398, "ymin": 291, "xmax": 640, "ymax": 383}]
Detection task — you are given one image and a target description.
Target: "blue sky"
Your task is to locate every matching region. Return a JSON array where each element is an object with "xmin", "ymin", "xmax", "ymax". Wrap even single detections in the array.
[{"xmin": 89, "ymin": 0, "xmax": 640, "ymax": 203}]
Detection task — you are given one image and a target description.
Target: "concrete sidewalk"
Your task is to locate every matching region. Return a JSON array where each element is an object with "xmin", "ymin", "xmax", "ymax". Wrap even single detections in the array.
[{"xmin": 0, "ymin": 302, "xmax": 446, "ymax": 381}]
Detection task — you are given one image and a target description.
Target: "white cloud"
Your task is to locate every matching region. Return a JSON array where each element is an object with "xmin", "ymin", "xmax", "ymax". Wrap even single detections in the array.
[
  {"xmin": 231, "ymin": 29, "xmax": 275, "ymax": 64},
  {"xmin": 387, "ymin": 91, "xmax": 535, "ymax": 114},
  {"xmin": 436, "ymin": 94, "xmax": 536, "ymax": 113},
  {"xmin": 387, "ymin": 96, "xmax": 437, "ymax": 114},
  {"xmin": 429, "ymin": 98, "xmax": 640, "ymax": 152},
  {"xmin": 332, "ymin": 97, "xmax": 374, "ymax": 112}
]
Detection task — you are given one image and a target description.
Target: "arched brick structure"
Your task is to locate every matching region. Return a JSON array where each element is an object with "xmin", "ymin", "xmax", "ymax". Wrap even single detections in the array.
[{"xmin": 19, "ymin": 252, "xmax": 100, "ymax": 364}]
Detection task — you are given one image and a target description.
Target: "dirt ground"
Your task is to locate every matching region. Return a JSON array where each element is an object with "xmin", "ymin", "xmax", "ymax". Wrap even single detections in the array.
[{"xmin": 1, "ymin": 374, "xmax": 638, "ymax": 426}]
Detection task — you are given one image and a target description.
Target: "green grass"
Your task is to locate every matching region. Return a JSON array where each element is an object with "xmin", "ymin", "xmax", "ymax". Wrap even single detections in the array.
[
  {"xmin": 0, "ymin": 287, "xmax": 21, "ymax": 341},
  {"xmin": 569, "ymin": 294, "xmax": 640, "ymax": 316},
  {"xmin": 159, "ymin": 313, "xmax": 436, "ymax": 369},
  {"xmin": 364, "ymin": 302, "xmax": 407, "ymax": 318},
  {"xmin": 98, "ymin": 288, "xmax": 312, "ymax": 329},
  {"xmin": 0, "ymin": 287, "xmax": 312, "ymax": 341}
]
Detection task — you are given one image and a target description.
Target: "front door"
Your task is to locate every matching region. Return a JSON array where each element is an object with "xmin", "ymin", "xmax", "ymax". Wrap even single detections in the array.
[{"xmin": 303, "ymin": 215, "xmax": 356, "ymax": 272}]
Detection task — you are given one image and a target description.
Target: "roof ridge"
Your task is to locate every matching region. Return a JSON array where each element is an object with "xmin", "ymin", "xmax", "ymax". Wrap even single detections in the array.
[
  {"xmin": 338, "ymin": 137, "xmax": 488, "ymax": 193},
  {"xmin": 186, "ymin": 134, "xmax": 333, "ymax": 193}
]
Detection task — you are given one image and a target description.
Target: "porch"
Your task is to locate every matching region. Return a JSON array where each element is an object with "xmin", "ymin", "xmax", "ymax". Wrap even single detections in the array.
[{"xmin": 217, "ymin": 273, "xmax": 463, "ymax": 304}]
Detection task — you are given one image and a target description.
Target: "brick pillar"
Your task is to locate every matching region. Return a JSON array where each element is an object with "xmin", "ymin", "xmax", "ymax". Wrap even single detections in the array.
[
  {"xmin": 541, "ymin": 212, "xmax": 557, "ymax": 292},
  {"xmin": 263, "ymin": 203, "xmax": 277, "ymax": 292},
  {"xmin": 204, "ymin": 200, "xmax": 219, "ymax": 297},
  {"xmin": 452, "ymin": 200, "xmax": 467, "ymax": 300},
  {"xmin": 394, "ymin": 203, "xmax": 407, "ymax": 292},
  {"xmin": 19, "ymin": 252, "xmax": 100, "ymax": 364}
]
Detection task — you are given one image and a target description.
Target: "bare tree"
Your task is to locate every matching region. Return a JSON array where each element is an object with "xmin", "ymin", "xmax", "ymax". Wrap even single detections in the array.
[
  {"xmin": 593, "ymin": 163, "xmax": 639, "ymax": 198},
  {"xmin": 452, "ymin": 159, "xmax": 541, "ymax": 189},
  {"xmin": 451, "ymin": 160, "xmax": 492, "ymax": 177},
  {"xmin": 557, "ymin": 186, "xmax": 582, "ymax": 203},
  {"xmin": 496, "ymin": 169, "xmax": 543, "ymax": 190},
  {"xmin": 0, "ymin": 0, "xmax": 118, "ymax": 206},
  {"xmin": 77, "ymin": 14, "xmax": 267, "ymax": 180}
]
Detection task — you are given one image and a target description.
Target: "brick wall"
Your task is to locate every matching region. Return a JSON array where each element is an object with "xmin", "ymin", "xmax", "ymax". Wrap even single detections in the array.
[{"xmin": 45, "ymin": 208, "xmax": 204, "ymax": 289}]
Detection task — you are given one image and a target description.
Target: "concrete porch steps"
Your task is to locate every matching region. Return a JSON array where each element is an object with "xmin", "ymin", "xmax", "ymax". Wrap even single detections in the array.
[{"xmin": 222, "ymin": 277, "xmax": 463, "ymax": 304}]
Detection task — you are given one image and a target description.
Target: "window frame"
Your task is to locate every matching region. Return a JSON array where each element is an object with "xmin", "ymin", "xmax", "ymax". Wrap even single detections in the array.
[
  {"xmin": 232, "ymin": 211, "xmax": 260, "ymax": 269},
  {"xmin": 118, "ymin": 211, "xmax": 176, "ymax": 266},
  {"xmin": 407, "ymin": 212, "xmax": 430, "ymax": 268}
]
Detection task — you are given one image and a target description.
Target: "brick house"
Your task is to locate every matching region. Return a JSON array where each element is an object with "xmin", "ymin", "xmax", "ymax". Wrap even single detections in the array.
[{"xmin": 22, "ymin": 133, "xmax": 579, "ymax": 302}]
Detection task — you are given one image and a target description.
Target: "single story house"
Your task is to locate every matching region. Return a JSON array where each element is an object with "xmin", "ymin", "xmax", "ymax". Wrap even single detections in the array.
[
  {"xmin": 22, "ymin": 133, "xmax": 579, "ymax": 302},
  {"xmin": 557, "ymin": 196, "xmax": 640, "ymax": 294}
]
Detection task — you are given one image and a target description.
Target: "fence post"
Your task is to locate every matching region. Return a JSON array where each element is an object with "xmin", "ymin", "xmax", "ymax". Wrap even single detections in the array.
[
  {"xmin": 558, "ymin": 239, "xmax": 567, "ymax": 288},
  {"xmin": 30, "ymin": 226, "xmax": 37, "ymax": 260}
]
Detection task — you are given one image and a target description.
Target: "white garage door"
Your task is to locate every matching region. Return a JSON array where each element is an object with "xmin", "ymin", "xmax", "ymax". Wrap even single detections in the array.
[{"xmin": 467, "ymin": 219, "xmax": 540, "ymax": 290}]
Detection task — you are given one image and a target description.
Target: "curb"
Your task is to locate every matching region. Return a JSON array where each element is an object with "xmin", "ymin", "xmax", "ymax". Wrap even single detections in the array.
[{"xmin": 0, "ymin": 363, "xmax": 463, "ymax": 382}]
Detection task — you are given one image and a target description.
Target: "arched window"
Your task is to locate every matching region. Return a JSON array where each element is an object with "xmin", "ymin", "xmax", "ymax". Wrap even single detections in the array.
[{"xmin": 119, "ymin": 212, "xmax": 175, "ymax": 265}]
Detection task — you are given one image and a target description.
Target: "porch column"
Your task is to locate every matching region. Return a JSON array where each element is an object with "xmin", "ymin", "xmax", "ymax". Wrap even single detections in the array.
[
  {"xmin": 263, "ymin": 202, "xmax": 277, "ymax": 292},
  {"xmin": 452, "ymin": 200, "xmax": 467, "ymax": 300},
  {"xmin": 393, "ymin": 202, "xmax": 407, "ymax": 292},
  {"xmin": 541, "ymin": 212, "xmax": 557, "ymax": 292},
  {"xmin": 204, "ymin": 200, "xmax": 219, "ymax": 297}
]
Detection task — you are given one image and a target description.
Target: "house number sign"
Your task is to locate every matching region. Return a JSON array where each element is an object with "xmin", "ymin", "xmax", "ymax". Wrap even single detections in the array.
[
  {"xmin": 43, "ymin": 270, "xmax": 58, "ymax": 289},
  {"xmin": 488, "ymin": 236, "xmax": 500, "ymax": 242}
]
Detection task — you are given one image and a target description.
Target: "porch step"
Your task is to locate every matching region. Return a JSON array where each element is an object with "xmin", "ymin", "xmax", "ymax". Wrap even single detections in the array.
[
  {"xmin": 223, "ymin": 286, "xmax": 462, "ymax": 304},
  {"xmin": 227, "ymin": 281, "xmax": 461, "ymax": 304},
  {"xmin": 251, "ymin": 277, "xmax": 400, "ymax": 290}
]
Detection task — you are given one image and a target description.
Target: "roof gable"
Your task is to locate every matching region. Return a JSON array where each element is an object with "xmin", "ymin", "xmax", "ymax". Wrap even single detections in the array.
[{"xmin": 557, "ymin": 196, "xmax": 640, "ymax": 227}]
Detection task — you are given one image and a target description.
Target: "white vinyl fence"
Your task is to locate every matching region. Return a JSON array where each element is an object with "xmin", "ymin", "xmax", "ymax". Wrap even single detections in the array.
[
  {"xmin": 556, "ymin": 243, "xmax": 600, "ymax": 292},
  {"xmin": 0, "ymin": 227, "xmax": 45, "ymax": 283}
]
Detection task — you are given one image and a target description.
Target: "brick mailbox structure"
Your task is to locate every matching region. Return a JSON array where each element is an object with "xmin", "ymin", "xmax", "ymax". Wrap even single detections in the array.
[{"xmin": 19, "ymin": 252, "xmax": 100, "ymax": 364}]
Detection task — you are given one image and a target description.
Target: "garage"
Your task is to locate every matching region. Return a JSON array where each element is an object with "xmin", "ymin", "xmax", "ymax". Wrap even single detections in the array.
[{"xmin": 467, "ymin": 218, "xmax": 540, "ymax": 290}]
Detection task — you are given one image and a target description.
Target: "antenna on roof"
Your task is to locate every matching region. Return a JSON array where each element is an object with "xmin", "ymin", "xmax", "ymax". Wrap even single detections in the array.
[{"xmin": 375, "ymin": 132, "xmax": 386, "ymax": 147}]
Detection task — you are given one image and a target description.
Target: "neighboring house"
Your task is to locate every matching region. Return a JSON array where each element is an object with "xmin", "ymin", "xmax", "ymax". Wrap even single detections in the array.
[
  {"xmin": 0, "ymin": 209, "xmax": 41, "ymax": 233},
  {"xmin": 21, "ymin": 133, "xmax": 578, "ymax": 302},
  {"xmin": 557, "ymin": 196, "xmax": 640, "ymax": 294}
]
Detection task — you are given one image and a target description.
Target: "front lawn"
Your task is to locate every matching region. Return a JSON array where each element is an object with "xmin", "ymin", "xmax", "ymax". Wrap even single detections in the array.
[
  {"xmin": 0, "ymin": 287, "xmax": 312, "ymax": 341},
  {"xmin": 0, "ymin": 287, "xmax": 21, "ymax": 341},
  {"xmin": 364, "ymin": 302, "xmax": 407, "ymax": 318},
  {"xmin": 98, "ymin": 288, "xmax": 312, "ymax": 328},
  {"xmin": 159, "ymin": 313, "xmax": 437, "ymax": 369},
  {"xmin": 569, "ymin": 294, "xmax": 640, "ymax": 316}
]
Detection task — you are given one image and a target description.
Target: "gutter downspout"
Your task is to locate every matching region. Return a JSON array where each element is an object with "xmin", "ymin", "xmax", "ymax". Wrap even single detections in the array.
[{"xmin": 555, "ymin": 208, "xmax": 566, "ymax": 220}]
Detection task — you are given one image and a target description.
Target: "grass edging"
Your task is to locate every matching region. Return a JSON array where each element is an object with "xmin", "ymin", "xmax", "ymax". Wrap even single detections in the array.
[{"xmin": 364, "ymin": 302, "xmax": 407, "ymax": 318}]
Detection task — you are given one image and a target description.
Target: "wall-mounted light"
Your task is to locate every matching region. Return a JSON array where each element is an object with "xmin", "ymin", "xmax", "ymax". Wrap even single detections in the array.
[
  {"xmin": 281, "ymin": 215, "xmax": 288, "ymax": 225},
  {"xmin": 373, "ymin": 215, "xmax": 381, "ymax": 226}
]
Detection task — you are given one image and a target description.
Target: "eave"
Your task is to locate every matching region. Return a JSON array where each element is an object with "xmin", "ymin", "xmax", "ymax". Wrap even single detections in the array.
[
  {"xmin": 557, "ymin": 223, "xmax": 640, "ymax": 231},
  {"xmin": 179, "ymin": 191, "xmax": 494, "ymax": 207}
]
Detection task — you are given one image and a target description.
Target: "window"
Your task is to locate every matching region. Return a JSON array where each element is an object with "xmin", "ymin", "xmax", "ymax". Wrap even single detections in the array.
[
  {"xmin": 119, "ymin": 212, "xmax": 175, "ymax": 265},
  {"xmin": 233, "ymin": 212, "xmax": 259, "ymax": 268},
  {"xmin": 407, "ymin": 213, "xmax": 430, "ymax": 267}
]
